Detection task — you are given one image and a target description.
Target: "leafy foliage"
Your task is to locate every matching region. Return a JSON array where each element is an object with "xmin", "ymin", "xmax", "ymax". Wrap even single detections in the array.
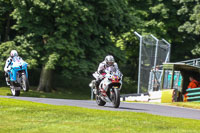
[
  {"xmin": 174, "ymin": 0, "xmax": 200, "ymax": 56},
  {"xmin": 0, "ymin": 41, "xmax": 16, "ymax": 70},
  {"xmin": 0, "ymin": 0, "xmax": 15, "ymax": 42},
  {"xmin": 9, "ymin": 0, "xmax": 132, "ymax": 78},
  {"xmin": 0, "ymin": 40, "xmax": 39, "ymax": 70}
]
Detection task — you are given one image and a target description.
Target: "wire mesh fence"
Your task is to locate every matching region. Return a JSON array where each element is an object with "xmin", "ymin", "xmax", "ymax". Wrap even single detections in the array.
[
  {"xmin": 135, "ymin": 32, "xmax": 171, "ymax": 93},
  {"xmin": 140, "ymin": 35, "xmax": 157, "ymax": 93}
]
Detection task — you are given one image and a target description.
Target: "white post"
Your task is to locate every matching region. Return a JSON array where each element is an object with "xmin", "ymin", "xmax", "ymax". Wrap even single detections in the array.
[
  {"xmin": 162, "ymin": 39, "xmax": 171, "ymax": 62},
  {"xmin": 148, "ymin": 71, "xmax": 153, "ymax": 92},
  {"xmin": 150, "ymin": 35, "xmax": 159, "ymax": 91},
  {"xmin": 151, "ymin": 34, "xmax": 159, "ymax": 69},
  {"xmin": 134, "ymin": 31, "xmax": 142, "ymax": 94}
]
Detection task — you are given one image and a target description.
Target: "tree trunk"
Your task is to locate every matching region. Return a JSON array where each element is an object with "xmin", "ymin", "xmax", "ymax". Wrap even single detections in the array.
[
  {"xmin": 4, "ymin": 13, "xmax": 11, "ymax": 42},
  {"xmin": 37, "ymin": 66, "xmax": 54, "ymax": 92}
]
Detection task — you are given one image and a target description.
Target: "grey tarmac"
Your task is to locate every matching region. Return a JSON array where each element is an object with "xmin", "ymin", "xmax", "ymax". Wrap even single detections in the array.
[{"xmin": 1, "ymin": 95, "xmax": 200, "ymax": 120}]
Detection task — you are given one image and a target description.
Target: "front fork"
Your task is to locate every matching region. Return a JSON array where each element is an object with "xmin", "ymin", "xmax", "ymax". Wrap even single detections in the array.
[{"xmin": 110, "ymin": 87, "xmax": 120, "ymax": 100}]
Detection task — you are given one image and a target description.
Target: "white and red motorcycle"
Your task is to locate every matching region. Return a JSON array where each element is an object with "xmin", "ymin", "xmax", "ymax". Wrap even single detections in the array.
[{"xmin": 90, "ymin": 67, "xmax": 123, "ymax": 108}]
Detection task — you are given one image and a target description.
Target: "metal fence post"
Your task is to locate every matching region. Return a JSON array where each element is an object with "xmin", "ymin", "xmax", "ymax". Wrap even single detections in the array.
[
  {"xmin": 162, "ymin": 39, "xmax": 171, "ymax": 62},
  {"xmin": 151, "ymin": 34, "xmax": 159, "ymax": 70},
  {"xmin": 134, "ymin": 31, "xmax": 142, "ymax": 94},
  {"xmin": 151, "ymin": 35, "xmax": 159, "ymax": 91}
]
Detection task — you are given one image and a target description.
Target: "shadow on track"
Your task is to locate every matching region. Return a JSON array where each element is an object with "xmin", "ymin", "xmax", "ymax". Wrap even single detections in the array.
[{"xmin": 104, "ymin": 106, "xmax": 148, "ymax": 111}]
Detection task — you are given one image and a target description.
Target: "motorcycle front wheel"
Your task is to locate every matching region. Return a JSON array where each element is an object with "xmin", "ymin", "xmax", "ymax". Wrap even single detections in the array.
[{"xmin": 111, "ymin": 88, "xmax": 120, "ymax": 108}]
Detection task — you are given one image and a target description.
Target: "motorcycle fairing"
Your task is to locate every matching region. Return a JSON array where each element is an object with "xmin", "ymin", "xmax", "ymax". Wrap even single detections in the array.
[{"xmin": 9, "ymin": 59, "xmax": 28, "ymax": 82}]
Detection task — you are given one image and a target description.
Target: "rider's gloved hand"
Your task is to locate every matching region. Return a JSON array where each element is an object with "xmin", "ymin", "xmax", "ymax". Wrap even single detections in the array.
[
  {"xmin": 99, "ymin": 70, "xmax": 105, "ymax": 74},
  {"xmin": 99, "ymin": 74, "xmax": 104, "ymax": 80}
]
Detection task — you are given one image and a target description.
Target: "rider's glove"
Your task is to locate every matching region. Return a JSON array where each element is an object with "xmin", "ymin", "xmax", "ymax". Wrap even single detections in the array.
[{"xmin": 99, "ymin": 74, "xmax": 104, "ymax": 80}]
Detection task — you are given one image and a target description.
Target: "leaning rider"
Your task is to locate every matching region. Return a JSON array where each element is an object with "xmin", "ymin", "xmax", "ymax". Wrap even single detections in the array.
[
  {"xmin": 95, "ymin": 55, "xmax": 119, "ymax": 90},
  {"xmin": 4, "ymin": 50, "xmax": 23, "ymax": 85}
]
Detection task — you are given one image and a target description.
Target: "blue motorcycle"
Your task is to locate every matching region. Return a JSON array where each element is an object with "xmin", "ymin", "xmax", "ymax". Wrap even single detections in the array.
[{"xmin": 7, "ymin": 57, "xmax": 29, "ymax": 96}]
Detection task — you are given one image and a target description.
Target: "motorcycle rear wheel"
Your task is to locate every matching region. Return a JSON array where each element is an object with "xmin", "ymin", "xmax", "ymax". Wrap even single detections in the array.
[
  {"xmin": 10, "ymin": 86, "xmax": 20, "ymax": 96},
  {"xmin": 96, "ymin": 89, "xmax": 106, "ymax": 106}
]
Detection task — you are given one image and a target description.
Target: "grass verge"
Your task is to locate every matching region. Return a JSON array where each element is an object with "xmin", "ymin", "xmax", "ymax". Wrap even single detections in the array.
[
  {"xmin": 0, "ymin": 87, "xmax": 90, "ymax": 100},
  {"xmin": 0, "ymin": 98, "xmax": 200, "ymax": 133},
  {"xmin": 124, "ymin": 101, "xmax": 200, "ymax": 110},
  {"xmin": 169, "ymin": 102, "xmax": 200, "ymax": 109}
]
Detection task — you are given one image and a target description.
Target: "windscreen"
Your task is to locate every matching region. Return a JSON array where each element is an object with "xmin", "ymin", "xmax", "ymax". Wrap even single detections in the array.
[{"xmin": 106, "ymin": 66, "xmax": 116, "ymax": 73}]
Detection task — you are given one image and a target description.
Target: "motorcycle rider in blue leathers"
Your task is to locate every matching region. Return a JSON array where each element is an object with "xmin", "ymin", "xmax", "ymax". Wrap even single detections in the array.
[{"xmin": 4, "ymin": 50, "xmax": 24, "ymax": 85}]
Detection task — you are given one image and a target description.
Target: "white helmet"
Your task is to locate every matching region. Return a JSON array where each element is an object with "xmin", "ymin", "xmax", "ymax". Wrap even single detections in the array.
[
  {"xmin": 105, "ymin": 55, "xmax": 115, "ymax": 66},
  {"xmin": 10, "ymin": 50, "xmax": 18, "ymax": 57}
]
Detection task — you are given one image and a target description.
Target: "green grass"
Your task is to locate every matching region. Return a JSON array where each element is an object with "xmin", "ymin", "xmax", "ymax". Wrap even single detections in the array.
[
  {"xmin": 0, "ymin": 87, "xmax": 90, "ymax": 100},
  {"xmin": 169, "ymin": 102, "xmax": 200, "ymax": 109},
  {"xmin": 124, "ymin": 101, "xmax": 200, "ymax": 110},
  {"xmin": 0, "ymin": 98, "xmax": 200, "ymax": 133}
]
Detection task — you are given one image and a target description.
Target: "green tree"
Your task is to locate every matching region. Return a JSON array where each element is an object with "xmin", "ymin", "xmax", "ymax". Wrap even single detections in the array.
[
  {"xmin": 10, "ymin": 0, "xmax": 132, "ymax": 92},
  {"xmin": 174, "ymin": 0, "xmax": 200, "ymax": 57},
  {"xmin": 126, "ymin": 0, "xmax": 197, "ymax": 62},
  {"xmin": 0, "ymin": 0, "xmax": 14, "ymax": 42}
]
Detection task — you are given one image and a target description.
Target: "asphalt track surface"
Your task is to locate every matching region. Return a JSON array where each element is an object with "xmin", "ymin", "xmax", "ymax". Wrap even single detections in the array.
[{"xmin": 1, "ymin": 96, "xmax": 200, "ymax": 120}]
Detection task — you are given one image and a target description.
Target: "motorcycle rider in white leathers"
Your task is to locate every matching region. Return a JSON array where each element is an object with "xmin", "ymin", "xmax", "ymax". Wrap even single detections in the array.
[
  {"xmin": 4, "ymin": 50, "xmax": 23, "ymax": 85},
  {"xmin": 93, "ymin": 55, "xmax": 119, "ymax": 92}
]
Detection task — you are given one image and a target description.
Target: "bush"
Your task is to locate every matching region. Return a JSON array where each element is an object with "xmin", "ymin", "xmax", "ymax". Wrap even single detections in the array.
[{"xmin": 121, "ymin": 76, "xmax": 137, "ymax": 94}]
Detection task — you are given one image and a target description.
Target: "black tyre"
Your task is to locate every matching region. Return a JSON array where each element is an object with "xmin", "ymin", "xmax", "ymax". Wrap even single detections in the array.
[
  {"xmin": 10, "ymin": 86, "xmax": 20, "ymax": 96},
  {"xmin": 21, "ymin": 74, "xmax": 29, "ymax": 92},
  {"xmin": 112, "ymin": 88, "xmax": 120, "ymax": 108},
  {"xmin": 96, "ymin": 89, "xmax": 106, "ymax": 106}
]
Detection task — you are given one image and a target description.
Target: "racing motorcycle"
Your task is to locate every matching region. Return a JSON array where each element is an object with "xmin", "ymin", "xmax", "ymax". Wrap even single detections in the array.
[
  {"xmin": 6, "ymin": 57, "xmax": 29, "ymax": 96},
  {"xmin": 90, "ymin": 67, "xmax": 123, "ymax": 108}
]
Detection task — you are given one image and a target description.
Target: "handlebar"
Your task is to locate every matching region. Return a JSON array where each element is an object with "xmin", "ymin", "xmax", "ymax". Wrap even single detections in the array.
[{"xmin": 104, "ymin": 70, "xmax": 122, "ymax": 78}]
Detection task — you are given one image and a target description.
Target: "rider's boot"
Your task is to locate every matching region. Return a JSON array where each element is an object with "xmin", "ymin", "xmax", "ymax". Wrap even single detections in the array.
[
  {"xmin": 6, "ymin": 77, "xmax": 10, "ymax": 86},
  {"xmin": 5, "ymin": 72, "xmax": 10, "ymax": 86},
  {"xmin": 94, "ymin": 80, "xmax": 101, "ymax": 95}
]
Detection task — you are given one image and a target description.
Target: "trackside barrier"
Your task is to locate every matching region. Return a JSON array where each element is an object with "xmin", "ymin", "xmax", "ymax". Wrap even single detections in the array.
[
  {"xmin": 120, "ymin": 93, "xmax": 149, "ymax": 102},
  {"xmin": 186, "ymin": 88, "xmax": 200, "ymax": 102}
]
